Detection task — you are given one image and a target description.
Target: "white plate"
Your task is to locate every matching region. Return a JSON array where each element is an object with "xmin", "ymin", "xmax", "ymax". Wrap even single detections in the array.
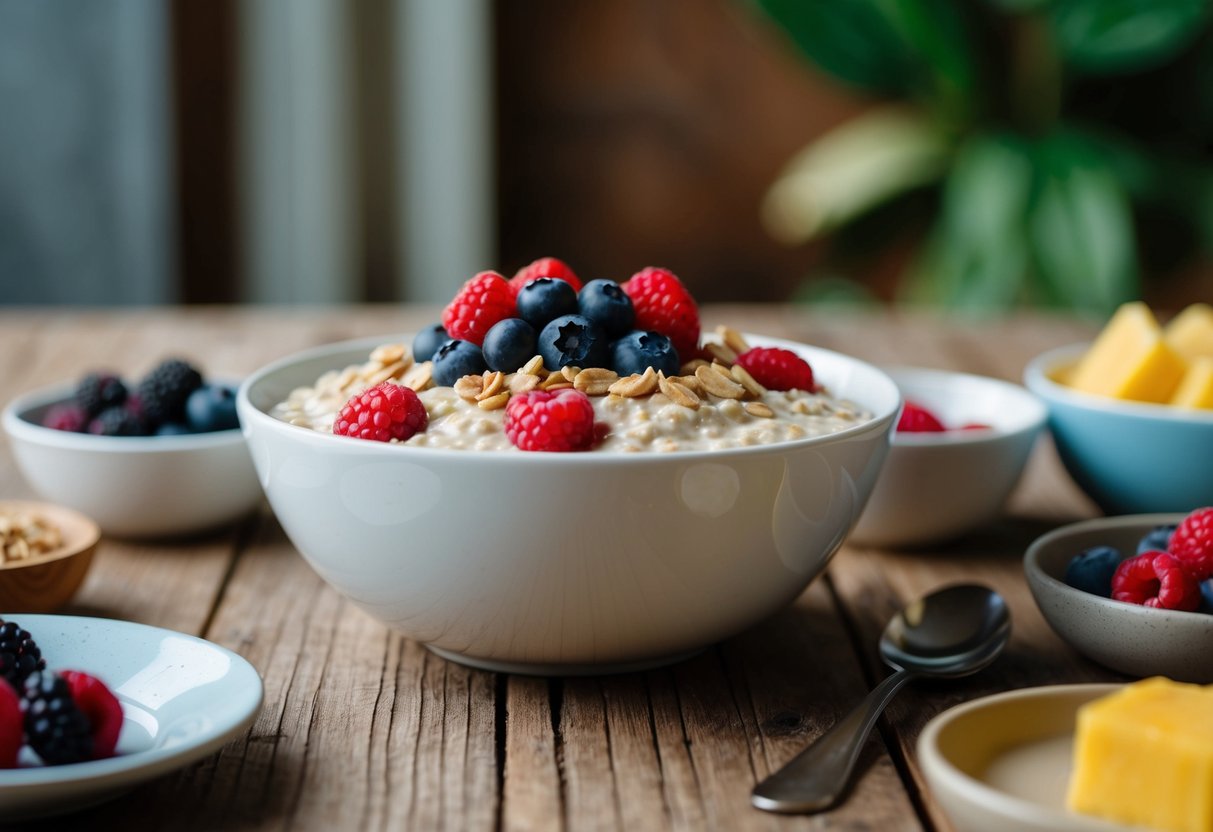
[
  {"xmin": 918, "ymin": 684, "xmax": 1136, "ymax": 832},
  {"xmin": 0, "ymin": 615, "xmax": 263, "ymax": 819}
]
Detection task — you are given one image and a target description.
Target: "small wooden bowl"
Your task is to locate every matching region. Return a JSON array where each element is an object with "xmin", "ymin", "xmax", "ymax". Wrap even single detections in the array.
[{"xmin": 0, "ymin": 500, "xmax": 99, "ymax": 613}]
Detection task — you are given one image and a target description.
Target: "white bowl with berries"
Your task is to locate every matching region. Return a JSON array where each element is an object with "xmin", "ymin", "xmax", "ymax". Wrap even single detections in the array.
[
  {"xmin": 2, "ymin": 360, "xmax": 262, "ymax": 538},
  {"xmin": 1024, "ymin": 509, "xmax": 1213, "ymax": 683},
  {"xmin": 238, "ymin": 259, "xmax": 900, "ymax": 674},
  {"xmin": 849, "ymin": 367, "xmax": 1047, "ymax": 549}
]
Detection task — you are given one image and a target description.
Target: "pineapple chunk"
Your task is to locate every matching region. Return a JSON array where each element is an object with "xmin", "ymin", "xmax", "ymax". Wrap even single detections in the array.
[
  {"xmin": 1068, "ymin": 302, "xmax": 1187, "ymax": 403},
  {"xmin": 1172, "ymin": 357, "xmax": 1213, "ymax": 410},
  {"xmin": 1166, "ymin": 303, "xmax": 1213, "ymax": 362},
  {"xmin": 1067, "ymin": 678, "xmax": 1213, "ymax": 832}
]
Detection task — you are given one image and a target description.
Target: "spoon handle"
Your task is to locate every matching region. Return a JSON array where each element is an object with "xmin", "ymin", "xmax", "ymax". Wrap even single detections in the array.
[{"xmin": 751, "ymin": 669, "xmax": 917, "ymax": 813}]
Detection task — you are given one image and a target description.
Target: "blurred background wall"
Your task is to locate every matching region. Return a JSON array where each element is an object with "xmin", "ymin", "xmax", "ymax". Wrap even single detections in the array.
[{"xmin": 0, "ymin": 0, "xmax": 1209, "ymax": 311}]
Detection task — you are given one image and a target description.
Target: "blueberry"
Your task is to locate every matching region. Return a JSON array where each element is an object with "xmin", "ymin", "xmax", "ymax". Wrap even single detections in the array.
[
  {"xmin": 431, "ymin": 339, "xmax": 488, "ymax": 386},
  {"xmin": 1064, "ymin": 546, "xmax": 1123, "ymax": 597},
  {"xmin": 412, "ymin": 323, "xmax": 450, "ymax": 362},
  {"xmin": 185, "ymin": 384, "xmax": 240, "ymax": 432},
  {"xmin": 1200, "ymin": 580, "xmax": 1213, "ymax": 615},
  {"xmin": 155, "ymin": 421, "xmax": 192, "ymax": 436},
  {"xmin": 578, "ymin": 279, "xmax": 634, "ymax": 337},
  {"xmin": 1136, "ymin": 524, "xmax": 1177, "ymax": 556},
  {"xmin": 516, "ymin": 277, "xmax": 578, "ymax": 329},
  {"xmin": 537, "ymin": 314, "xmax": 609, "ymax": 370},
  {"xmin": 482, "ymin": 318, "xmax": 537, "ymax": 373},
  {"xmin": 610, "ymin": 330, "xmax": 680, "ymax": 377}
]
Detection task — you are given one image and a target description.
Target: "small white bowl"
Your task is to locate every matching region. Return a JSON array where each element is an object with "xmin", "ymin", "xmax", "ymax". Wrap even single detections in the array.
[
  {"xmin": 849, "ymin": 367, "xmax": 1047, "ymax": 548},
  {"xmin": 238, "ymin": 333, "xmax": 899, "ymax": 674},
  {"xmin": 1024, "ymin": 513, "xmax": 1213, "ymax": 682},
  {"xmin": 2, "ymin": 384, "xmax": 263, "ymax": 538},
  {"xmin": 918, "ymin": 683, "xmax": 1123, "ymax": 832}
]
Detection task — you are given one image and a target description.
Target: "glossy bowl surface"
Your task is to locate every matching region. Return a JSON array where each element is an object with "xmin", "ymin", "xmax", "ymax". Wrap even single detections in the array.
[
  {"xmin": 238, "ymin": 334, "xmax": 899, "ymax": 674},
  {"xmin": 1024, "ymin": 344, "xmax": 1213, "ymax": 514},
  {"xmin": 850, "ymin": 367, "xmax": 1046, "ymax": 548},
  {"xmin": 1024, "ymin": 513, "xmax": 1213, "ymax": 682},
  {"xmin": 3, "ymin": 384, "xmax": 262, "ymax": 538}
]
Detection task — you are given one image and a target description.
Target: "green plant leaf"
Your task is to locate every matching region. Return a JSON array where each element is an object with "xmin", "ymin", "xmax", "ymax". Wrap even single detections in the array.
[
  {"xmin": 1050, "ymin": 0, "xmax": 1211, "ymax": 74},
  {"xmin": 1027, "ymin": 137, "xmax": 1138, "ymax": 314},
  {"xmin": 902, "ymin": 135, "xmax": 1033, "ymax": 311},
  {"xmin": 751, "ymin": 0, "xmax": 917, "ymax": 95},
  {"xmin": 873, "ymin": 0, "xmax": 980, "ymax": 120}
]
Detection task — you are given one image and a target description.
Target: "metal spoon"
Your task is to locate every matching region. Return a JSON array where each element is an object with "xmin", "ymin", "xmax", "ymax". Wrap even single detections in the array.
[{"xmin": 751, "ymin": 583, "xmax": 1011, "ymax": 814}]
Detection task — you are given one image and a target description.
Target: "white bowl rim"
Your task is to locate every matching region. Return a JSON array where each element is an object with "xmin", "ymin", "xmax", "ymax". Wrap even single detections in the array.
[
  {"xmin": 1024, "ymin": 343, "xmax": 1213, "ymax": 424},
  {"xmin": 917, "ymin": 682, "xmax": 1124, "ymax": 832},
  {"xmin": 881, "ymin": 365, "xmax": 1047, "ymax": 446},
  {"xmin": 1024, "ymin": 512, "xmax": 1213, "ymax": 624},
  {"xmin": 237, "ymin": 332, "xmax": 901, "ymax": 465},
  {"xmin": 2, "ymin": 381, "xmax": 246, "ymax": 453}
]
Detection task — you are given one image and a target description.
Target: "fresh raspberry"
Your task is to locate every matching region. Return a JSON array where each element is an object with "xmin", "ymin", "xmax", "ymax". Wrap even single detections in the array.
[
  {"xmin": 504, "ymin": 389, "xmax": 597, "ymax": 452},
  {"xmin": 0, "ymin": 680, "xmax": 21, "ymax": 768},
  {"xmin": 333, "ymin": 381, "xmax": 428, "ymax": 443},
  {"xmin": 42, "ymin": 403, "xmax": 87, "ymax": 432},
  {"xmin": 896, "ymin": 401, "xmax": 947, "ymax": 432},
  {"xmin": 620, "ymin": 267, "xmax": 700, "ymax": 360},
  {"xmin": 1111, "ymin": 551, "xmax": 1202, "ymax": 612},
  {"xmin": 734, "ymin": 347, "xmax": 815, "ymax": 392},
  {"xmin": 442, "ymin": 271, "xmax": 516, "ymax": 346},
  {"xmin": 61, "ymin": 671, "xmax": 123, "ymax": 759},
  {"xmin": 508, "ymin": 257, "xmax": 583, "ymax": 297},
  {"xmin": 1168, "ymin": 507, "xmax": 1213, "ymax": 580}
]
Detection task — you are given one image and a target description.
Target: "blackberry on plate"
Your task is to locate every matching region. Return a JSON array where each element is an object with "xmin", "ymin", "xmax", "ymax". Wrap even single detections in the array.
[
  {"xmin": 22, "ymin": 672, "xmax": 93, "ymax": 765},
  {"xmin": 412, "ymin": 324, "xmax": 449, "ymax": 362},
  {"xmin": 482, "ymin": 318, "xmax": 537, "ymax": 373},
  {"xmin": 88, "ymin": 405, "xmax": 147, "ymax": 437},
  {"xmin": 432, "ymin": 339, "xmax": 488, "ymax": 387},
  {"xmin": 0, "ymin": 618, "xmax": 46, "ymax": 688},
  {"xmin": 137, "ymin": 358, "xmax": 203, "ymax": 426},
  {"xmin": 75, "ymin": 373, "xmax": 128, "ymax": 418},
  {"xmin": 1064, "ymin": 546, "xmax": 1123, "ymax": 597},
  {"xmin": 517, "ymin": 278, "xmax": 578, "ymax": 329},
  {"xmin": 538, "ymin": 315, "xmax": 609, "ymax": 370},
  {"xmin": 578, "ymin": 280, "xmax": 634, "ymax": 338},
  {"xmin": 610, "ymin": 330, "xmax": 679, "ymax": 377},
  {"xmin": 186, "ymin": 384, "xmax": 239, "ymax": 433}
]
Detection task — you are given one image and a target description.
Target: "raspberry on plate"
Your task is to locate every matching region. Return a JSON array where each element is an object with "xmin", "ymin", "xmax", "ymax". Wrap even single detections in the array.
[
  {"xmin": 896, "ymin": 401, "xmax": 946, "ymax": 432},
  {"xmin": 504, "ymin": 389, "xmax": 597, "ymax": 452},
  {"xmin": 621, "ymin": 267, "xmax": 700, "ymax": 360},
  {"xmin": 333, "ymin": 381, "xmax": 428, "ymax": 443},
  {"xmin": 734, "ymin": 347, "xmax": 815, "ymax": 392},
  {"xmin": 0, "ymin": 679, "xmax": 20, "ymax": 768},
  {"xmin": 1111, "ymin": 551, "xmax": 1202, "ymax": 612},
  {"xmin": 1168, "ymin": 507, "xmax": 1213, "ymax": 580},
  {"xmin": 508, "ymin": 256, "xmax": 583, "ymax": 297},
  {"xmin": 60, "ymin": 671, "xmax": 123, "ymax": 760},
  {"xmin": 441, "ymin": 270, "xmax": 515, "ymax": 346}
]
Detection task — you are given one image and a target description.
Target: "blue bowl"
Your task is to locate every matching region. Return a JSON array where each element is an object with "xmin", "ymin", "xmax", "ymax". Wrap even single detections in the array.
[{"xmin": 1024, "ymin": 344, "xmax": 1213, "ymax": 515}]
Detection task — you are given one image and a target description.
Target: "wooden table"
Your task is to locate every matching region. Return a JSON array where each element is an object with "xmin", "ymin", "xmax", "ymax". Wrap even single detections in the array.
[{"xmin": 0, "ymin": 305, "xmax": 1115, "ymax": 831}]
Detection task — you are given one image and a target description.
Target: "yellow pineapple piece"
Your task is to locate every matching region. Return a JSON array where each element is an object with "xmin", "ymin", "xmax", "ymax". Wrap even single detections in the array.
[
  {"xmin": 1172, "ymin": 358, "xmax": 1213, "ymax": 410},
  {"xmin": 1166, "ymin": 303, "xmax": 1213, "ymax": 362},
  {"xmin": 1067, "ymin": 678, "xmax": 1213, "ymax": 832},
  {"xmin": 1068, "ymin": 302, "xmax": 1187, "ymax": 403}
]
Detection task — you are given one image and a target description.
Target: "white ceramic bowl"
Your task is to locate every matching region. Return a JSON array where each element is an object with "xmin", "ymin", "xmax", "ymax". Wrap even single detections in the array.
[
  {"xmin": 1024, "ymin": 513, "xmax": 1213, "ymax": 683},
  {"xmin": 238, "ymin": 334, "xmax": 899, "ymax": 674},
  {"xmin": 849, "ymin": 367, "xmax": 1047, "ymax": 548},
  {"xmin": 2, "ymin": 384, "xmax": 262, "ymax": 538},
  {"xmin": 1025, "ymin": 344, "xmax": 1213, "ymax": 514}
]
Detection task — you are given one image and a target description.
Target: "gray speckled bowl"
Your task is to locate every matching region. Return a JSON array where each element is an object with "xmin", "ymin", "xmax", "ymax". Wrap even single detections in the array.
[{"xmin": 1025, "ymin": 514, "xmax": 1213, "ymax": 683}]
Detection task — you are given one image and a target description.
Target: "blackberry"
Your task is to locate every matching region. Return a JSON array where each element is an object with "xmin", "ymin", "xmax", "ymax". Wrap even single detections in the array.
[
  {"xmin": 22, "ymin": 672, "xmax": 94, "ymax": 765},
  {"xmin": 137, "ymin": 359, "xmax": 203, "ymax": 427},
  {"xmin": 75, "ymin": 373, "xmax": 128, "ymax": 418},
  {"xmin": 88, "ymin": 406, "xmax": 147, "ymax": 437},
  {"xmin": 0, "ymin": 618, "xmax": 46, "ymax": 688}
]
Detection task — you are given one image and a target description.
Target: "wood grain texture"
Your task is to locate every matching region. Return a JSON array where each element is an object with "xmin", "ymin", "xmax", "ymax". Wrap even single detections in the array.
[{"xmin": 0, "ymin": 306, "xmax": 1121, "ymax": 831}]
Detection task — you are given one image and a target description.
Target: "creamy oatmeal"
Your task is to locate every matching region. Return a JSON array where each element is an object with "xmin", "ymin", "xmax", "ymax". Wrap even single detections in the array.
[{"xmin": 272, "ymin": 334, "xmax": 871, "ymax": 452}]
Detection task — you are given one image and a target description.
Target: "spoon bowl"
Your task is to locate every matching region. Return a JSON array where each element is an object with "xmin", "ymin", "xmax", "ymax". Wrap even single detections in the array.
[{"xmin": 753, "ymin": 583, "xmax": 1011, "ymax": 814}]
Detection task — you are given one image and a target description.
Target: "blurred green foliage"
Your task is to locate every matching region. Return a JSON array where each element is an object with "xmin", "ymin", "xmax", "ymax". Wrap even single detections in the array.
[{"xmin": 755, "ymin": 0, "xmax": 1213, "ymax": 314}]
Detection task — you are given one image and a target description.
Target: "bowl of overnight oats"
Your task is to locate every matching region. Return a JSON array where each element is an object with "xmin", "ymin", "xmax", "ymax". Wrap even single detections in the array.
[{"xmin": 238, "ymin": 259, "xmax": 900, "ymax": 674}]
